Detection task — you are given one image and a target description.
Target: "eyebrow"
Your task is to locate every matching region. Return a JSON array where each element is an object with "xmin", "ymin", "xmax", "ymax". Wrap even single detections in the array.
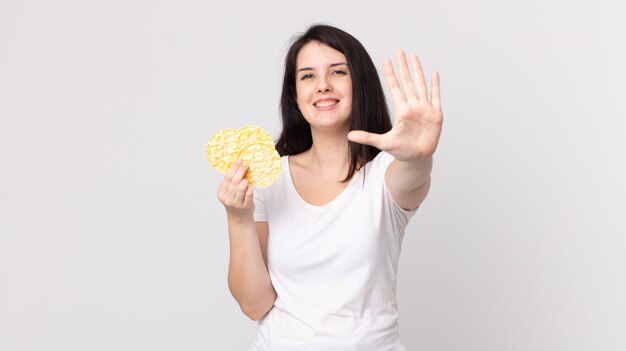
[{"xmin": 296, "ymin": 62, "xmax": 348, "ymax": 73}]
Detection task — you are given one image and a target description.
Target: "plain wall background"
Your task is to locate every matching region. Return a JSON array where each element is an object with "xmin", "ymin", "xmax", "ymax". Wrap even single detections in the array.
[{"xmin": 1, "ymin": 0, "xmax": 625, "ymax": 350}]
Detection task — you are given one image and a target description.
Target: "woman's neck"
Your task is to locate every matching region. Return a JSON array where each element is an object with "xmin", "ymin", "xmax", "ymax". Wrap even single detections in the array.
[{"xmin": 303, "ymin": 128, "xmax": 351, "ymax": 178}]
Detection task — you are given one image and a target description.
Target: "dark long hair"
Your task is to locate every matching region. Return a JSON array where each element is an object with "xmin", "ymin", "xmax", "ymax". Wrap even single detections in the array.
[{"xmin": 275, "ymin": 24, "xmax": 392, "ymax": 182}]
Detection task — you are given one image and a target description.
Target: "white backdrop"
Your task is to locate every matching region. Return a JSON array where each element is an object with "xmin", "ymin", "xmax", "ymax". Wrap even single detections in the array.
[{"xmin": 1, "ymin": 0, "xmax": 625, "ymax": 350}]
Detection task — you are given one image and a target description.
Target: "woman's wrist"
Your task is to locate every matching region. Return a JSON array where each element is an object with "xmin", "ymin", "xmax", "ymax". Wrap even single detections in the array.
[{"xmin": 227, "ymin": 212, "xmax": 255, "ymax": 228}]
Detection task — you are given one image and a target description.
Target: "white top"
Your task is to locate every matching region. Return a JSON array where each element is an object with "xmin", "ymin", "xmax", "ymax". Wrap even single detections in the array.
[{"xmin": 248, "ymin": 151, "xmax": 416, "ymax": 351}]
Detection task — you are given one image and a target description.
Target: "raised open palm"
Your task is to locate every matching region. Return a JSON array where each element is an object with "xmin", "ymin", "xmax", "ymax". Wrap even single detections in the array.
[{"xmin": 348, "ymin": 50, "xmax": 443, "ymax": 163}]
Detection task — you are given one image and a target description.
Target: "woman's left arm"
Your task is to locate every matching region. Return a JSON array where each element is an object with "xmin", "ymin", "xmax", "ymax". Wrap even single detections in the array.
[{"xmin": 348, "ymin": 50, "xmax": 443, "ymax": 210}]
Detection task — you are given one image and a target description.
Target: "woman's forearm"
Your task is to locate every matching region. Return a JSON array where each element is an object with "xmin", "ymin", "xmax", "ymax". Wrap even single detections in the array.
[
  {"xmin": 226, "ymin": 216, "xmax": 276, "ymax": 321},
  {"xmin": 385, "ymin": 156, "xmax": 433, "ymax": 210}
]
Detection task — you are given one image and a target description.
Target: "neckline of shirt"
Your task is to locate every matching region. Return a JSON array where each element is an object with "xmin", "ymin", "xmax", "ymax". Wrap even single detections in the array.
[{"xmin": 284, "ymin": 155, "xmax": 362, "ymax": 213}]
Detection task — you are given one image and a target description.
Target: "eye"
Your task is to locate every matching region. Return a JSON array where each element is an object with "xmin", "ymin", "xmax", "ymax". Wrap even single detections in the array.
[
  {"xmin": 300, "ymin": 74, "xmax": 313, "ymax": 80},
  {"xmin": 331, "ymin": 70, "xmax": 347, "ymax": 76}
]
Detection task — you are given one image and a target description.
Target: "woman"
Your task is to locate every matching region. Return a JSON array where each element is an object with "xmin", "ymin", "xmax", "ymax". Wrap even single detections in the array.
[{"xmin": 218, "ymin": 24, "xmax": 443, "ymax": 350}]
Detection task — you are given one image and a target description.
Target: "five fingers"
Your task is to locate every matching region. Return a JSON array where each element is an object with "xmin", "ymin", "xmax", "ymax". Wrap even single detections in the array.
[{"xmin": 384, "ymin": 50, "xmax": 440, "ymax": 106}]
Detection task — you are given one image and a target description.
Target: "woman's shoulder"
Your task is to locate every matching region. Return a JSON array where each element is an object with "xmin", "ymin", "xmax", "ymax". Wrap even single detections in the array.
[
  {"xmin": 366, "ymin": 150, "xmax": 394, "ymax": 172},
  {"xmin": 286, "ymin": 151, "xmax": 306, "ymax": 168}
]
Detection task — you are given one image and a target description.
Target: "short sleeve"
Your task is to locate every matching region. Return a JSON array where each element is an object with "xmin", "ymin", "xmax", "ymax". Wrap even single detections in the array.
[
  {"xmin": 253, "ymin": 186, "xmax": 267, "ymax": 222},
  {"xmin": 371, "ymin": 151, "xmax": 418, "ymax": 228}
]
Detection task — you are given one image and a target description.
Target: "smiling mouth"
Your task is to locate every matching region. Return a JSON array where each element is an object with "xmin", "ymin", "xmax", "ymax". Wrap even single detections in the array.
[{"xmin": 314, "ymin": 99, "xmax": 339, "ymax": 108}]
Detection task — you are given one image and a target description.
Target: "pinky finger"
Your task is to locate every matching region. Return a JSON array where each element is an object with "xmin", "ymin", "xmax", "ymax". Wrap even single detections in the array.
[{"xmin": 243, "ymin": 186, "xmax": 254, "ymax": 208}]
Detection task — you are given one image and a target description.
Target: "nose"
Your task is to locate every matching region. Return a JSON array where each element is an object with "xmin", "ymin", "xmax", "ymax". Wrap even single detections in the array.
[{"xmin": 316, "ymin": 75, "xmax": 332, "ymax": 93}]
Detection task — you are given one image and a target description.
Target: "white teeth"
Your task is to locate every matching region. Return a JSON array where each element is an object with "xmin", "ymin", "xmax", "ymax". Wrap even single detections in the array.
[{"xmin": 315, "ymin": 100, "xmax": 337, "ymax": 108}]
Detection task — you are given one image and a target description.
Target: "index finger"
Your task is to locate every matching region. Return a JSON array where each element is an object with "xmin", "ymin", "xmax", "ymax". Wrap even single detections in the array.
[
  {"xmin": 383, "ymin": 58, "xmax": 407, "ymax": 107},
  {"xmin": 218, "ymin": 159, "xmax": 243, "ymax": 195}
]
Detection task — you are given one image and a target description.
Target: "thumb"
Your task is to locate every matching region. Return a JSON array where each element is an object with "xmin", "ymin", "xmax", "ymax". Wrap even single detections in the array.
[{"xmin": 348, "ymin": 130, "xmax": 385, "ymax": 149}]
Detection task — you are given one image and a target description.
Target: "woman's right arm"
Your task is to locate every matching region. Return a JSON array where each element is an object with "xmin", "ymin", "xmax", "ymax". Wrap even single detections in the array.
[{"xmin": 217, "ymin": 160, "xmax": 276, "ymax": 321}]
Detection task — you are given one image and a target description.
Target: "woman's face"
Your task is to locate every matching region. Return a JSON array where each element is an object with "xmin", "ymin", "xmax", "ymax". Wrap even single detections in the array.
[{"xmin": 295, "ymin": 41, "xmax": 353, "ymax": 132}]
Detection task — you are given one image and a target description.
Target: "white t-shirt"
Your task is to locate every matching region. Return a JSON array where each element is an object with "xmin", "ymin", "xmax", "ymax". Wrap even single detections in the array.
[{"xmin": 248, "ymin": 151, "xmax": 416, "ymax": 351}]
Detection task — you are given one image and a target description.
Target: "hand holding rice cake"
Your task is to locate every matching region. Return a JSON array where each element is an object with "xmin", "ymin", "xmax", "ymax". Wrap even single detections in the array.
[{"xmin": 206, "ymin": 125, "xmax": 281, "ymax": 187}]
